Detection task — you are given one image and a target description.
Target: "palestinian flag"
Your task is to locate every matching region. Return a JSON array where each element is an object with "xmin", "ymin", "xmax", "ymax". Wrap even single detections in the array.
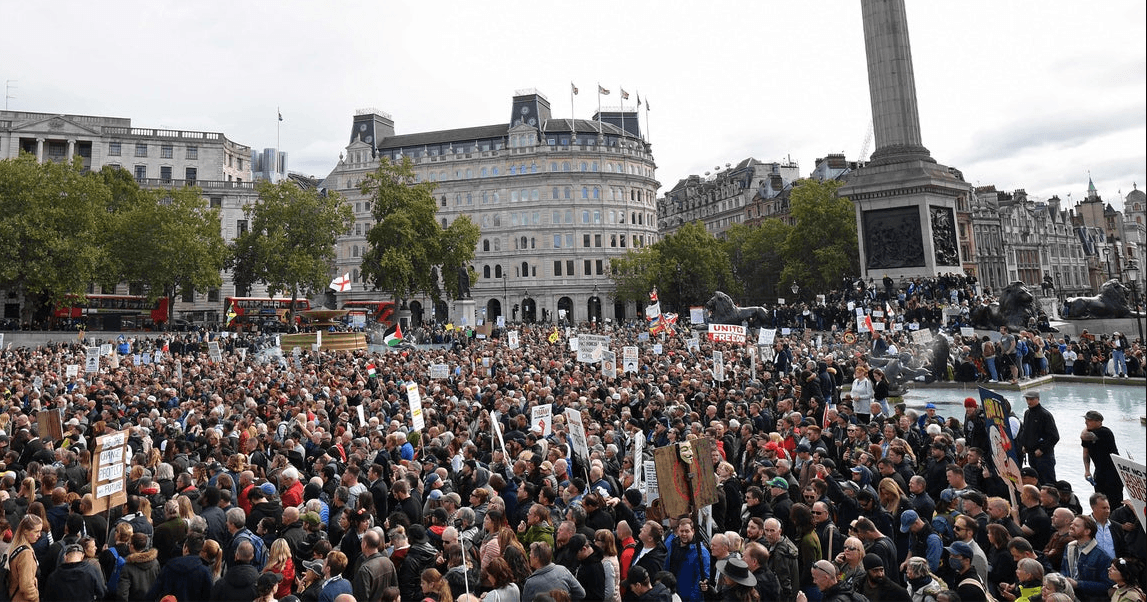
[
  {"xmin": 384, "ymin": 323, "xmax": 404, "ymax": 347},
  {"xmin": 365, "ymin": 363, "xmax": 377, "ymax": 378}
]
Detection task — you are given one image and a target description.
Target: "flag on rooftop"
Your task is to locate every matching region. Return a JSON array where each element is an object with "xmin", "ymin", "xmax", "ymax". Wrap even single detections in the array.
[
  {"xmin": 598, "ymin": 85, "xmax": 610, "ymax": 95},
  {"xmin": 620, "ymin": 88, "xmax": 630, "ymax": 100},
  {"xmin": 571, "ymin": 82, "xmax": 578, "ymax": 95}
]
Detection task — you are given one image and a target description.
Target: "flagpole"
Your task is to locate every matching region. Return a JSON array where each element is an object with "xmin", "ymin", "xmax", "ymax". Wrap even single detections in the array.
[
  {"xmin": 620, "ymin": 85, "xmax": 625, "ymax": 138},
  {"xmin": 596, "ymin": 84, "xmax": 602, "ymax": 135},
  {"xmin": 570, "ymin": 82, "xmax": 577, "ymax": 140},
  {"xmin": 276, "ymin": 106, "xmax": 281, "ymax": 158},
  {"xmin": 645, "ymin": 98, "xmax": 651, "ymax": 145}
]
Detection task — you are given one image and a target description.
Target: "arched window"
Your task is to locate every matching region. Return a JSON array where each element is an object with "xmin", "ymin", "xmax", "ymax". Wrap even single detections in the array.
[
  {"xmin": 494, "ymin": 239, "xmax": 501, "ymax": 251},
  {"xmin": 550, "ymin": 162, "xmax": 558, "ymax": 171},
  {"xmin": 553, "ymin": 187, "xmax": 559, "ymax": 199},
  {"xmin": 509, "ymin": 166, "xmax": 516, "ymax": 175},
  {"xmin": 481, "ymin": 168, "xmax": 488, "ymax": 177},
  {"xmin": 563, "ymin": 162, "xmax": 571, "ymax": 171},
  {"xmin": 531, "ymin": 189, "xmax": 539, "ymax": 201},
  {"xmin": 530, "ymin": 163, "xmax": 537, "ymax": 173},
  {"xmin": 494, "ymin": 265, "xmax": 502, "ymax": 278},
  {"xmin": 521, "ymin": 261, "xmax": 529, "ymax": 278},
  {"xmin": 593, "ymin": 187, "xmax": 600, "ymax": 199},
  {"xmin": 483, "ymin": 265, "xmax": 491, "ymax": 279},
  {"xmin": 493, "ymin": 215, "xmax": 501, "ymax": 226},
  {"xmin": 352, "ymin": 245, "xmax": 359, "ymax": 258},
  {"xmin": 442, "ymin": 218, "xmax": 448, "ymax": 228},
  {"xmin": 353, "ymin": 269, "xmax": 359, "ymax": 283},
  {"xmin": 520, "ymin": 236, "xmax": 527, "ymax": 249}
]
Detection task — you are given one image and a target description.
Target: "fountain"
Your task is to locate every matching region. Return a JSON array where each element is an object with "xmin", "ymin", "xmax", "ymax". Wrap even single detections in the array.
[{"xmin": 279, "ymin": 307, "xmax": 368, "ymax": 352}]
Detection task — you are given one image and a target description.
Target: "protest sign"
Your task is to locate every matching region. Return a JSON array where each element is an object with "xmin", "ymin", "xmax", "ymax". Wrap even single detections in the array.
[
  {"xmin": 531, "ymin": 404, "xmax": 553, "ymax": 436},
  {"xmin": 712, "ymin": 351, "xmax": 725, "ymax": 382},
  {"xmin": 1112, "ymin": 455, "xmax": 1146, "ymax": 532},
  {"xmin": 911, "ymin": 329, "xmax": 934, "ymax": 345},
  {"xmin": 623, "ymin": 346, "xmax": 639, "ymax": 373},
  {"xmin": 758, "ymin": 328, "xmax": 776, "ymax": 346},
  {"xmin": 602, "ymin": 350, "xmax": 617, "ymax": 378},
  {"xmin": 429, "ymin": 363, "xmax": 449, "ymax": 380},
  {"xmin": 507, "ymin": 330, "xmax": 519, "ymax": 350},
  {"xmin": 564, "ymin": 408, "xmax": 590, "ymax": 460},
  {"xmin": 577, "ymin": 334, "xmax": 610, "ymax": 363},
  {"xmin": 91, "ymin": 430, "xmax": 128, "ymax": 513},
  {"xmin": 979, "ymin": 387, "xmax": 1023, "ymax": 492},
  {"xmin": 690, "ymin": 306, "xmax": 705, "ymax": 324},
  {"xmin": 85, "ymin": 346, "xmax": 100, "ymax": 373},
  {"xmin": 407, "ymin": 382, "xmax": 425, "ymax": 432},
  {"xmin": 706, "ymin": 323, "xmax": 746, "ymax": 344}
]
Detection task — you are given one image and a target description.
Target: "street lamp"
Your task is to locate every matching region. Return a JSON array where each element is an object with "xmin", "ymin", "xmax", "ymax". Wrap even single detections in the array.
[
  {"xmin": 1103, "ymin": 247, "xmax": 1113, "ymax": 281},
  {"xmin": 791, "ymin": 281, "xmax": 800, "ymax": 301},
  {"xmin": 501, "ymin": 270, "xmax": 508, "ymax": 321},
  {"xmin": 1126, "ymin": 261, "xmax": 1144, "ymax": 344}
]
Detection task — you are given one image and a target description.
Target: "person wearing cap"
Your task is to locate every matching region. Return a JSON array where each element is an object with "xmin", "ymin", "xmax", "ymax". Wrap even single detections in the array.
[
  {"xmin": 1080, "ymin": 409, "xmax": 1123, "ymax": 505},
  {"xmin": 857, "ymin": 552, "xmax": 909, "ymax": 602},
  {"xmin": 795, "ymin": 559, "xmax": 862, "ymax": 602},
  {"xmin": 621, "ymin": 564, "xmax": 671, "ymax": 602},
  {"xmin": 41, "ymin": 540, "xmax": 107, "ymax": 602},
  {"xmin": 297, "ymin": 558, "xmax": 327, "ymax": 601},
  {"xmin": 898, "ymin": 509, "xmax": 942, "ymax": 574},
  {"xmin": 1017, "ymin": 390, "xmax": 1059, "ymax": 484},
  {"xmin": 945, "ymin": 541, "xmax": 989, "ymax": 602},
  {"xmin": 254, "ymin": 572, "xmax": 283, "ymax": 602},
  {"xmin": 767, "ymin": 476, "xmax": 795, "ymax": 538}
]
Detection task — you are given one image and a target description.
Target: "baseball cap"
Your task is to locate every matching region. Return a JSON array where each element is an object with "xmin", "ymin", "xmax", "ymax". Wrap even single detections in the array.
[
  {"xmin": 301, "ymin": 511, "xmax": 321, "ymax": 526},
  {"xmin": 945, "ymin": 541, "xmax": 973, "ymax": 558},
  {"xmin": 257, "ymin": 573, "xmax": 282, "ymax": 589},
  {"xmin": 428, "ymin": 489, "xmax": 443, "ymax": 501},
  {"xmin": 444, "ymin": 492, "xmax": 462, "ymax": 506},
  {"xmin": 795, "ymin": 443, "xmax": 811, "ymax": 454},
  {"xmin": 621, "ymin": 565, "xmax": 650, "ymax": 587},
  {"xmin": 899, "ymin": 509, "xmax": 919, "ymax": 533},
  {"xmin": 260, "ymin": 482, "xmax": 276, "ymax": 496},
  {"xmin": 767, "ymin": 477, "xmax": 789, "ymax": 490},
  {"xmin": 940, "ymin": 489, "xmax": 956, "ymax": 503},
  {"xmin": 964, "ymin": 397, "xmax": 978, "ymax": 409},
  {"xmin": 302, "ymin": 559, "xmax": 324, "ymax": 575},
  {"xmin": 925, "ymin": 403, "xmax": 936, "ymax": 410}
]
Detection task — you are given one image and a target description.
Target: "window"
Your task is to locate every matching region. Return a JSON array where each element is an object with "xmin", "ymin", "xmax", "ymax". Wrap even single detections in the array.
[
  {"xmin": 185, "ymin": 167, "xmax": 197, "ymax": 182},
  {"xmin": 186, "ymin": 146, "xmax": 198, "ymax": 159},
  {"xmin": 582, "ymin": 210, "xmax": 590, "ymax": 224},
  {"xmin": 207, "ymin": 288, "xmax": 220, "ymax": 303},
  {"xmin": 552, "ymin": 211, "xmax": 561, "ymax": 224},
  {"xmin": 352, "ymin": 245, "xmax": 359, "ymax": 258},
  {"xmin": 494, "ymin": 265, "xmax": 502, "ymax": 278},
  {"xmin": 553, "ymin": 235, "xmax": 562, "ymax": 248},
  {"xmin": 108, "ymin": 142, "xmax": 121, "ymax": 156},
  {"xmin": 610, "ymin": 235, "xmax": 617, "ymax": 247},
  {"xmin": 134, "ymin": 165, "xmax": 147, "ymax": 179},
  {"xmin": 521, "ymin": 261, "xmax": 529, "ymax": 278},
  {"xmin": 594, "ymin": 210, "xmax": 601, "ymax": 224},
  {"xmin": 161, "ymin": 145, "xmax": 173, "ymax": 159},
  {"xmin": 159, "ymin": 166, "xmax": 172, "ymax": 182},
  {"xmin": 554, "ymin": 261, "xmax": 563, "ymax": 276},
  {"xmin": 135, "ymin": 143, "xmax": 148, "ymax": 157},
  {"xmin": 483, "ymin": 240, "xmax": 491, "ymax": 252},
  {"xmin": 565, "ymin": 234, "xmax": 573, "ymax": 248},
  {"xmin": 520, "ymin": 236, "xmax": 527, "ymax": 249},
  {"xmin": 596, "ymin": 260, "xmax": 604, "ymax": 275},
  {"xmin": 563, "ymin": 162, "xmax": 571, "ymax": 171},
  {"xmin": 494, "ymin": 239, "xmax": 501, "ymax": 251},
  {"xmin": 594, "ymin": 234, "xmax": 601, "ymax": 247},
  {"xmin": 566, "ymin": 260, "xmax": 574, "ymax": 276},
  {"xmin": 210, "ymin": 197, "xmax": 222, "ymax": 209},
  {"xmin": 565, "ymin": 210, "xmax": 573, "ymax": 224},
  {"xmin": 582, "ymin": 187, "xmax": 588, "ymax": 199},
  {"xmin": 550, "ymin": 162, "xmax": 558, "ymax": 171},
  {"xmin": 483, "ymin": 265, "xmax": 491, "ymax": 278},
  {"xmin": 584, "ymin": 260, "xmax": 591, "ymax": 275},
  {"xmin": 181, "ymin": 287, "xmax": 195, "ymax": 303},
  {"xmin": 237, "ymin": 220, "xmax": 248, "ymax": 236},
  {"xmin": 564, "ymin": 187, "xmax": 572, "ymax": 200},
  {"xmin": 583, "ymin": 234, "xmax": 591, "ymax": 248}
]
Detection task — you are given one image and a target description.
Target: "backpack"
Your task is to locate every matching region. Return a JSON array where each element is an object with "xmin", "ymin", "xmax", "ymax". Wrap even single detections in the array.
[
  {"xmin": 959, "ymin": 577, "xmax": 998, "ymax": 602},
  {"xmin": 233, "ymin": 530, "xmax": 268, "ymax": 570},
  {"xmin": 107, "ymin": 545, "xmax": 127, "ymax": 594},
  {"xmin": 0, "ymin": 545, "xmax": 30, "ymax": 602}
]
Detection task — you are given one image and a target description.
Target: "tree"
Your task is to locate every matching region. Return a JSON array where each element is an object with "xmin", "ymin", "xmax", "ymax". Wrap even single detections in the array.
[
  {"xmin": 359, "ymin": 158, "xmax": 479, "ymax": 305},
  {"xmin": 725, "ymin": 220, "xmax": 791, "ymax": 304},
  {"xmin": 95, "ymin": 167, "xmax": 227, "ymax": 326},
  {"xmin": 230, "ymin": 180, "xmax": 352, "ymax": 321},
  {"xmin": 778, "ymin": 179, "xmax": 859, "ymax": 294},
  {"xmin": 0, "ymin": 155, "xmax": 107, "ymax": 324},
  {"xmin": 609, "ymin": 221, "xmax": 735, "ymax": 314}
]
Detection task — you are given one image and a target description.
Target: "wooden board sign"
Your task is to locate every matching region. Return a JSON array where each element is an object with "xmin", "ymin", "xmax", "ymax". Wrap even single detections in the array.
[
  {"xmin": 653, "ymin": 438, "xmax": 718, "ymax": 519},
  {"xmin": 90, "ymin": 430, "xmax": 128, "ymax": 513}
]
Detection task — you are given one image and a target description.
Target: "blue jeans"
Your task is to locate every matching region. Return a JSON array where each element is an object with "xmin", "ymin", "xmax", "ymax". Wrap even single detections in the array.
[
  {"xmin": 986, "ymin": 357, "xmax": 999, "ymax": 381},
  {"xmin": 1028, "ymin": 450, "xmax": 1057, "ymax": 483},
  {"xmin": 1113, "ymin": 349, "xmax": 1127, "ymax": 375}
]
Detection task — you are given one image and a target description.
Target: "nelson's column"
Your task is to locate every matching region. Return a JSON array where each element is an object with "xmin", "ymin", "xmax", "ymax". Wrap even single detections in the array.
[{"xmin": 840, "ymin": 0, "xmax": 972, "ymax": 281}]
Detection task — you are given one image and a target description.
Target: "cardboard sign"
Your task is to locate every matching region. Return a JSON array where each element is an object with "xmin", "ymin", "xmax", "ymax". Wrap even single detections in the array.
[
  {"xmin": 429, "ymin": 363, "xmax": 449, "ymax": 380},
  {"xmin": 497, "ymin": 315, "xmax": 506, "ymax": 328},
  {"xmin": 690, "ymin": 306, "xmax": 705, "ymax": 324},
  {"xmin": 37, "ymin": 410, "xmax": 64, "ymax": 442},
  {"xmin": 90, "ymin": 430, "xmax": 128, "ymax": 513},
  {"xmin": 208, "ymin": 341, "xmax": 222, "ymax": 362},
  {"xmin": 707, "ymin": 323, "xmax": 746, "ymax": 344},
  {"xmin": 85, "ymin": 346, "xmax": 100, "ymax": 373},
  {"xmin": 507, "ymin": 330, "xmax": 520, "ymax": 350},
  {"xmin": 564, "ymin": 408, "xmax": 590, "ymax": 460},
  {"xmin": 653, "ymin": 438, "xmax": 718, "ymax": 518},
  {"xmin": 531, "ymin": 404, "xmax": 553, "ymax": 436},
  {"xmin": 1112, "ymin": 455, "xmax": 1146, "ymax": 533}
]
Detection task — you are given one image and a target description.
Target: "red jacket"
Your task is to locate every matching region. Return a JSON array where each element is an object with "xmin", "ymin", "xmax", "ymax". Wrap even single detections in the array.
[{"xmin": 282, "ymin": 480, "xmax": 304, "ymax": 508}]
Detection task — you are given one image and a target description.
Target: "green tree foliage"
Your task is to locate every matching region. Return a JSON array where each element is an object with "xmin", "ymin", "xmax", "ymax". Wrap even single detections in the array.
[
  {"xmin": 610, "ymin": 221, "xmax": 734, "ymax": 313},
  {"xmin": 359, "ymin": 158, "xmax": 480, "ymax": 304},
  {"xmin": 724, "ymin": 219, "xmax": 791, "ymax": 304},
  {"xmin": 96, "ymin": 167, "xmax": 227, "ymax": 320},
  {"xmin": 230, "ymin": 180, "xmax": 352, "ymax": 319},
  {"xmin": 778, "ymin": 179, "xmax": 859, "ymax": 294},
  {"xmin": 0, "ymin": 155, "xmax": 107, "ymax": 322}
]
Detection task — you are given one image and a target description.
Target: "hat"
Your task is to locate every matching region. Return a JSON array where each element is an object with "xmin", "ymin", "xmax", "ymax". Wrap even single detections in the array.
[
  {"xmin": 964, "ymin": 397, "xmax": 978, "ymax": 409},
  {"xmin": 63, "ymin": 543, "xmax": 84, "ymax": 556},
  {"xmin": 945, "ymin": 541, "xmax": 973, "ymax": 558},
  {"xmin": 764, "ymin": 441, "xmax": 781, "ymax": 452},
  {"xmin": 925, "ymin": 403, "xmax": 937, "ymax": 410},
  {"xmin": 540, "ymin": 461, "xmax": 554, "ymax": 472},
  {"xmin": 1022, "ymin": 390, "xmax": 1040, "ymax": 399},
  {"xmin": 301, "ymin": 511, "xmax": 321, "ymax": 526},
  {"xmin": 428, "ymin": 489, "xmax": 443, "ymax": 501},
  {"xmin": 1021, "ymin": 467, "xmax": 1039, "ymax": 479},
  {"xmin": 444, "ymin": 492, "xmax": 462, "ymax": 506},
  {"xmin": 257, "ymin": 573, "xmax": 283, "ymax": 589},
  {"xmin": 1084, "ymin": 410, "xmax": 1104, "ymax": 422},
  {"xmin": 260, "ymin": 482, "xmax": 276, "ymax": 496},
  {"xmin": 767, "ymin": 477, "xmax": 789, "ymax": 490},
  {"xmin": 899, "ymin": 509, "xmax": 919, "ymax": 533},
  {"xmin": 863, "ymin": 553, "xmax": 884, "ymax": 571},
  {"xmin": 795, "ymin": 443, "xmax": 811, "ymax": 454},
  {"xmin": 426, "ymin": 473, "xmax": 441, "ymax": 486},
  {"xmin": 716, "ymin": 558, "xmax": 757, "ymax": 587},
  {"xmin": 840, "ymin": 480, "xmax": 859, "ymax": 493},
  {"xmin": 940, "ymin": 488, "xmax": 956, "ymax": 503},
  {"xmin": 621, "ymin": 565, "xmax": 650, "ymax": 587},
  {"xmin": 1055, "ymin": 480, "xmax": 1073, "ymax": 493},
  {"xmin": 302, "ymin": 559, "xmax": 325, "ymax": 576},
  {"xmin": 407, "ymin": 524, "xmax": 428, "ymax": 544}
]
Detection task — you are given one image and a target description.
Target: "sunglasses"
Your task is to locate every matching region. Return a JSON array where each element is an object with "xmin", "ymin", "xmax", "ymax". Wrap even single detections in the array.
[{"xmin": 845, "ymin": 546, "xmax": 863, "ymax": 552}]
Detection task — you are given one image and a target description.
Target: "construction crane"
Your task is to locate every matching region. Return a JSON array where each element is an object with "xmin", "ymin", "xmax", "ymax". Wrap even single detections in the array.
[{"xmin": 857, "ymin": 120, "xmax": 873, "ymax": 164}]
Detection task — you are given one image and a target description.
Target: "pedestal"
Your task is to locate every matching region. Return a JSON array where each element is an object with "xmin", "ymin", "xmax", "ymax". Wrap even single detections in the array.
[
  {"xmin": 396, "ymin": 308, "xmax": 412, "ymax": 330},
  {"xmin": 455, "ymin": 299, "xmax": 476, "ymax": 329}
]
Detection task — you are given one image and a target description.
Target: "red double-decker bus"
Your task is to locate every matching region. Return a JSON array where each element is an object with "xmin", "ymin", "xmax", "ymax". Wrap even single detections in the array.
[
  {"xmin": 341, "ymin": 300, "xmax": 397, "ymax": 327},
  {"xmin": 224, "ymin": 297, "xmax": 311, "ymax": 331},
  {"xmin": 52, "ymin": 294, "xmax": 170, "ymax": 331}
]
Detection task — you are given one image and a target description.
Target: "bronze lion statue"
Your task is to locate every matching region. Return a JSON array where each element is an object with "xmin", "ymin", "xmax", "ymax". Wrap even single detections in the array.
[
  {"xmin": 1065, "ymin": 279, "xmax": 1139, "ymax": 319},
  {"xmin": 704, "ymin": 291, "xmax": 769, "ymax": 328},
  {"xmin": 969, "ymin": 281, "xmax": 1039, "ymax": 332}
]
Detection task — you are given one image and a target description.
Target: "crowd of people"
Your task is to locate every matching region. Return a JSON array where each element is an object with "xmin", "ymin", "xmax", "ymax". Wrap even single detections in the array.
[{"xmin": 0, "ymin": 299, "xmax": 1143, "ymax": 602}]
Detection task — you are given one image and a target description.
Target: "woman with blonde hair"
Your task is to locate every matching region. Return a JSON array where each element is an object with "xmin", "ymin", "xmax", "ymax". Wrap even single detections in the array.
[
  {"xmin": 200, "ymin": 539, "xmax": 224, "ymax": 583},
  {"xmin": 176, "ymin": 495, "xmax": 196, "ymax": 526},
  {"xmin": 6, "ymin": 514, "xmax": 44, "ymax": 602},
  {"xmin": 420, "ymin": 568, "xmax": 453, "ymax": 602},
  {"xmin": 905, "ymin": 556, "xmax": 946, "ymax": 602},
  {"xmin": 263, "ymin": 538, "xmax": 295, "ymax": 599},
  {"xmin": 594, "ymin": 529, "xmax": 621, "ymax": 602}
]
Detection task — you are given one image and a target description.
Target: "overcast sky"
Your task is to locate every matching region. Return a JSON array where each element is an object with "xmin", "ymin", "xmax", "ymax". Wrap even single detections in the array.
[{"xmin": 6, "ymin": 1, "xmax": 1145, "ymax": 210}]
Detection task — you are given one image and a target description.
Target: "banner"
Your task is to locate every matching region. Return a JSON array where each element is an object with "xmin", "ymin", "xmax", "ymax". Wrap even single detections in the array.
[
  {"xmin": 623, "ymin": 346, "xmax": 639, "ymax": 373},
  {"xmin": 406, "ymin": 382, "xmax": 425, "ymax": 432},
  {"xmin": 979, "ymin": 387, "xmax": 1023, "ymax": 492},
  {"xmin": 758, "ymin": 328, "xmax": 776, "ymax": 346},
  {"xmin": 602, "ymin": 350, "xmax": 617, "ymax": 378},
  {"xmin": 1112, "ymin": 455, "xmax": 1146, "ymax": 532},
  {"xmin": 531, "ymin": 404, "xmax": 553, "ymax": 436},
  {"xmin": 577, "ymin": 334, "xmax": 610, "ymax": 363},
  {"xmin": 707, "ymin": 323, "xmax": 746, "ymax": 344},
  {"xmin": 712, "ymin": 351, "xmax": 725, "ymax": 382},
  {"xmin": 690, "ymin": 306, "xmax": 705, "ymax": 324}
]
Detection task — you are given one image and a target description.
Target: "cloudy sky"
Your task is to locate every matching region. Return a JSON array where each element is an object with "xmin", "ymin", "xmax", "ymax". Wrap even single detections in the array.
[{"xmin": 6, "ymin": 1, "xmax": 1145, "ymax": 210}]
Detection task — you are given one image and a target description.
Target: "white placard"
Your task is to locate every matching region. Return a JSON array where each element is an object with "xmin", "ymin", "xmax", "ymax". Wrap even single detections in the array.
[
  {"xmin": 960, "ymin": 327, "xmax": 976, "ymax": 338},
  {"xmin": 356, "ymin": 405, "xmax": 366, "ymax": 427},
  {"xmin": 66, "ymin": 365, "xmax": 79, "ymax": 378},
  {"xmin": 531, "ymin": 404, "xmax": 553, "ymax": 436},
  {"xmin": 1112, "ymin": 455, "xmax": 1146, "ymax": 533},
  {"xmin": 85, "ymin": 347, "xmax": 100, "ymax": 373},
  {"xmin": 98, "ymin": 463, "xmax": 124, "ymax": 482},
  {"xmin": 712, "ymin": 350, "xmax": 725, "ymax": 382},
  {"xmin": 759, "ymin": 328, "xmax": 776, "ymax": 346},
  {"xmin": 99, "ymin": 447, "xmax": 124, "ymax": 465},
  {"xmin": 873, "ymin": 322, "xmax": 886, "ymax": 331},
  {"xmin": 633, "ymin": 430, "xmax": 645, "ymax": 490},
  {"xmin": 497, "ymin": 315, "xmax": 506, "ymax": 328},
  {"xmin": 623, "ymin": 346, "xmax": 639, "ymax": 373},
  {"xmin": 141, "ymin": 352, "xmax": 152, "ymax": 365},
  {"xmin": 507, "ymin": 330, "xmax": 520, "ymax": 350},
  {"xmin": 776, "ymin": 298, "xmax": 785, "ymax": 305},
  {"xmin": 652, "ymin": 343, "xmax": 663, "ymax": 354},
  {"xmin": 643, "ymin": 460, "xmax": 659, "ymax": 501},
  {"xmin": 569, "ymin": 337, "xmax": 579, "ymax": 351},
  {"xmin": 602, "ymin": 350, "xmax": 617, "ymax": 378},
  {"xmin": 847, "ymin": 302, "xmax": 856, "ymax": 311},
  {"xmin": 102, "ymin": 432, "xmax": 126, "ymax": 448},
  {"xmin": 96, "ymin": 479, "xmax": 124, "ymax": 499},
  {"xmin": 429, "ymin": 363, "xmax": 449, "ymax": 380},
  {"xmin": 33, "ymin": 376, "xmax": 42, "ymax": 391},
  {"xmin": 911, "ymin": 329, "xmax": 934, "ymax": 345},
  {"xmin": 100, "ymin": 344, "xmax": 113, "ymax": 356},
  {"xmin": 690, "ymin": 306, "xmax": 705, "ymax": 324},
  {"xmin": 707, "ymin": 323, "xmax": 746, "ymax": 344},
  {"xmin": 687, "ymin": 337, "xmax": 700, "ymax": 352},
  {"xmin": 577, "ymin": 334, "xmax": 610, "ymax": 363},
  {"xmin": 406, "ymin": 382, "xmax": 425, "ymax": 432},
  {"xmin": 564, "ymin": 408, "xmax": 590, "ymax": 460},
  {"xmin": 781, "ymin": 327, "xmax": 792, "ymax": 336},
  {"xmin": 208, "ymin": 341, "xmax": 222, "ymax": 362}
]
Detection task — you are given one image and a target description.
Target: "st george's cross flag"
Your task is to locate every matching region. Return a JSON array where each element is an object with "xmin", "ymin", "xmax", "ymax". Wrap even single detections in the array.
[{"xmin": 329, "ymin": 273, "xmax": 351, "ymax": 292}]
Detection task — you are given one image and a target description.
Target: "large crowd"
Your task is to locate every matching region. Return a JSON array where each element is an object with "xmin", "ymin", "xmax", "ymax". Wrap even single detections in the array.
[{"xmin": 0, "ymin": 287, "xmax": 1144, "ymax": 602}]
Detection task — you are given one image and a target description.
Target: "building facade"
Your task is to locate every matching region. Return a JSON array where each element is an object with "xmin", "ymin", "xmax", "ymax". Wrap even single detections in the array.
[
  {"xmin": 0, "ymin": 110, "xmax": 260, "ymax": 324},
  {"xmin": 322, "ymin": 90, "xmax": 660, "ymax": 325},
  {"xmin": 659, "ymin": 158, "xmax": 799, "ymax": 236}
]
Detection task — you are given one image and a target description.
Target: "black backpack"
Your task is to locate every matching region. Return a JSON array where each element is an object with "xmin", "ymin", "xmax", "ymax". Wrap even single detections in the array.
[{"xmin": 0, "ymin": 545, "xmax": 31, "ymax": 602}]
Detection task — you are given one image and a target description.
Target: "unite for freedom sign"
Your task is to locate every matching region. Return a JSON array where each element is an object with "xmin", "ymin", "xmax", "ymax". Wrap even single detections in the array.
[{"xmin": 707, "ymin": 323, "xmax": 746, "ymax": 344}]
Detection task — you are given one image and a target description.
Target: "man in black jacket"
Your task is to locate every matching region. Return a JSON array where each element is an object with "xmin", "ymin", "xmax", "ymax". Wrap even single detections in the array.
[
  {"xmin": 43, "ymin": 543, "xmax": 107, "ymax": 602},
  {"xmin": 211, "ymin": 540, "xmax": 259, "ymax": 601},
  {"xmin": 1017, "ymin": 390, "xmax": 1059, "ymax": 483}
]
